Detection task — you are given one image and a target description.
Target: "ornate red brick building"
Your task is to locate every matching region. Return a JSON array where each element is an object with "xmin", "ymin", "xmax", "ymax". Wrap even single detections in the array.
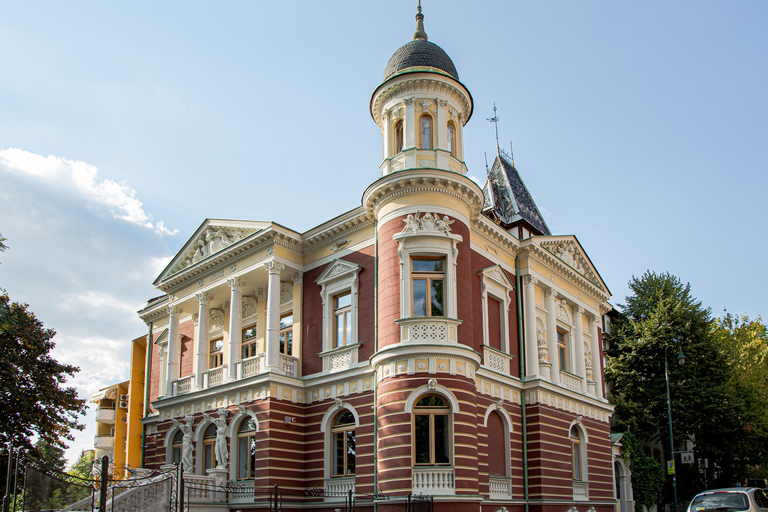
[{"xmin": 138, "ymin": 6, "xmax": 615, "ymax": 512}]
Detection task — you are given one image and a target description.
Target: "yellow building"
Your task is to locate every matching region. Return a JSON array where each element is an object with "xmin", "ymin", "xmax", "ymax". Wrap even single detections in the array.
[{"xmin": 89, "ymin": 334, "xmax": 148, "ymax": 476}]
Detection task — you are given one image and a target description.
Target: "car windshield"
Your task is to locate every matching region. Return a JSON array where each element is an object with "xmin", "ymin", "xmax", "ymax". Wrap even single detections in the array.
[{"xmin": 690, "ymin": 492, "xmax": 750, "ymax": 512}]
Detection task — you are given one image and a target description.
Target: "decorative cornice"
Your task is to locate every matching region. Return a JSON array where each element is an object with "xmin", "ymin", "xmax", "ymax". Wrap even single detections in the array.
[
  {"xmin": 362, "ymin": 170, "xmax": 484, "ymax": 222},
  {"xmin": 527, "ymin": 242, "xmax": 609, "ymax": 302},
  {"xmin": 371, "ymin": 76, "xmax": 472, "ymax": 128}
]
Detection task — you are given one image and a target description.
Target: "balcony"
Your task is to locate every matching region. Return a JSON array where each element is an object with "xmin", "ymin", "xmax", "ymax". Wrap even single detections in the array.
[
  {"xmin": 94, "ymin": 435, "xmax": 114, "ymax": 450},
  {"xmin": 560, "ymin": 371, "xmax": 582, "ymax": 393},
  {"xmin": 237, "ymin": 354, "xmax": 265, "ymax": 379},
  {"xmin": 324, "ymin": 477, "xmax": 355, "ymax": 501},
  {"xmin": 280, "ymin": 354, "xmax": 299, "ymax": 378},
  {"xmin": 397, "ymin": 317, "xmax": 462, "ymax": 345},
  {"xmin": 203, "ymin": 365, "xmax": 226, "ymax": 388},
  {"xmin": 95, "ymin": 407, "xmax": 116, "ymax": 424},
  {"xmin": 412, "ymin": 466, "xmax": 454, "ymax": 496}
]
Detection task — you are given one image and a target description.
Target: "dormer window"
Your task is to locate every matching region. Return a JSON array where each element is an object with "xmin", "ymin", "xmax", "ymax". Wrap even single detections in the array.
[{"xmin": 419, "ymin": 115, "xmax": 432, "ymax": 149}]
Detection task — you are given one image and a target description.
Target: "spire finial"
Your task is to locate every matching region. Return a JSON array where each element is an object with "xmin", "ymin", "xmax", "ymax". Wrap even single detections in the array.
[
  {"xmin": 487, "ymin": 102, "xmax": 500, "ymax": 154},
  {"xmin": 413, "ymin": 0, "xmax": 428, "ymax": 41}
]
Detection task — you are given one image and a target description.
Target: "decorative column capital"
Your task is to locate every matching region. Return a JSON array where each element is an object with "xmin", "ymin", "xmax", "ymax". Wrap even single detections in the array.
[
  {"xmin": 575, "ymin": 305, "xmax": 585, "ymax": 316},
  {"xmin": 419, "ymin": 100, "xmax": 432, "ymax": 112},
  {"xmin": 227, "ymin": 277, "xmax": 245, "ymax": 291},
  {"xmin": 292, "ymin": 271, "xmax": 303, "ymax": 285},
  {"xmin": 192, "ymin": 313, "xmax": 199, "ymax": 325},
  {"xmin": 544, "ymin": 288, "xmax": 558, "ymax": 300},
  {"xmin": 523, "ymin": 275, "xmax": 538, "ymax": 288},
  {"xmin": 256, "ymin": 287, "xmax": 266, "ymax": 302},
  {"xmin": 195, "ymin": 292, "xmax": 213, "ymax": 305},
  {"xmin": 167, "ymin": 305, "xmax": 184, "ymax": 316},
  {"xmin": 404, "ymin": 97, "xmax": 415, "ymax": 106},
  {"xmin": 264, "ymin": 261, "xmax": 285, "ymax": 274},
  {"xmin": 516, "ymin": 250, "xmax": 530, "ymax": 262},
  {"xmin": 222, "ymin": 301, "xmax": 230, "ymax": 314}
]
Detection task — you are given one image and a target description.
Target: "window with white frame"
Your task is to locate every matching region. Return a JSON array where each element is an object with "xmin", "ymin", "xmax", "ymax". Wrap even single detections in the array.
[
  {"xmin": 331, "ymin": 411, "xmax": 356, "ymax": 477},
  {"xmin": 479, "ymin": 266, "xmax": 514, "ymax": 354},
  {"xmin": 171, "ymin": 430, "xmax": 183, "ymax": 465},
  {"xmin": 279, "ymin": 314, "xmax": 293, "ymax": 356},
  {"xmin": 411, "ymin": 258, "xmax": 445, "ymax": 317},
  {"xmin": 413, "ymin": 395, "xmax": 451, "ymax": 466},
  {"xmin": 237, "ymin": 420, "xmax": 257, "ymax": 480},
  {"xmin": 315, "ymin": 259, "xmax": 361, "ymax": 354},
  {"xmin": 570, "ymin": 423, "xmax": 587, "ymax": 482},
  {"xmin": 203, "ymin": 424, "xmax": 217, "ymax": 472}
]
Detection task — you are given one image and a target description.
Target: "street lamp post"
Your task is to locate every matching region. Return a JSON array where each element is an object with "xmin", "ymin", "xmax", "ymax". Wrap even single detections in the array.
[{"xmin": 665, "ymin": 346, "xmax": 686, "ymax": 512}]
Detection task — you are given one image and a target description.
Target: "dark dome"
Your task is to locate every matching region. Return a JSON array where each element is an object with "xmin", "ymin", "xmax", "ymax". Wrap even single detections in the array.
[{"xmin": 383, "ymin": 39, "xmax": 459, "ymax": 81}]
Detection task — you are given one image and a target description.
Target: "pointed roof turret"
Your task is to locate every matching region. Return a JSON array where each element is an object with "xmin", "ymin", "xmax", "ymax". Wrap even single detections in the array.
[{"xmin": 482, "ymin": 149, "xmax": 551, "ymax": 237}]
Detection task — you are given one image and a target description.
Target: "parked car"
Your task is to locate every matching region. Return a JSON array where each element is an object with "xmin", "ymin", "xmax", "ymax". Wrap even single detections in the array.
[{"xmin": 688, "ymin": 488, "xmax": 768, "ymax": 512}]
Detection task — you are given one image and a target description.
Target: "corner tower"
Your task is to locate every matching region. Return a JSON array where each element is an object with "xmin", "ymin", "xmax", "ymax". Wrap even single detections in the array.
[{"xmin": 370, "ymin": 4, "xmax": 473, "ymax": 176}]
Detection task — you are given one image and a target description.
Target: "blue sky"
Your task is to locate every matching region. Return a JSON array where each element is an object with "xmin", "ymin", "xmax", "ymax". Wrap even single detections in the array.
[{"xmin": 1, "ymin": 1, "xmax": 766, "ymax": 462}]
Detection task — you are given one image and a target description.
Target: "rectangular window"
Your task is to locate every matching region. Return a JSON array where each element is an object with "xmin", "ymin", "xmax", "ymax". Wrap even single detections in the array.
[
  {"xmin": 487, "ymin": 296, "xmax": 502, "ymax": 351},
  {"xmin": 334, "ymin": 292, "xmax": 352, "ymax": 348},
  {"xmin": 237, "ymin": 434, "xmax": 256, "ymax": 480},
  {"xmin": 279, "ymin": 314, "xmax": 293, "ymax": 355},
  {"xmin": 209, "ymin": 338, "xmax": 223, "ymax": 368},
  {"xmin": 241, "ymin": 325, "xmax": 258, "ymax": 359},
  {"xmin": 557, "ymin": 330, "xmax": 568, "ymax": 371},
  {"xmin": 412, "ymin": 258, "xmax": 445, "ymax": 317}
]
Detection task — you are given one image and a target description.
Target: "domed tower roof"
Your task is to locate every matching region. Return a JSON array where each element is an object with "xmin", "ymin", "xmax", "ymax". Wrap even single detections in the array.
[
  {"xmin": 383, "ymin": 39, "xmax": 459, "ymax": 81},
  {"xmin": 381, "ymin": 3, "xmax": 459, "ymax": 82}
]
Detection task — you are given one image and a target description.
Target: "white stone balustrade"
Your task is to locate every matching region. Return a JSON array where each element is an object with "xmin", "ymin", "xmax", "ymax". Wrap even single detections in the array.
[
  {"xmin": 173, "ymin": 375, "xmax": 195, "ymax": 396},
  {"xmin": 489, "ymin": 476, "xmax": 512, "ymax": 500},
  {"xmin": 560, "ymin": 371, "xmax": 582, "ymax": 393},
  {"xmin": 324, "ymin": 476, "xmax": 355, "ymax": 501},
  {"xmin": 203, "ymin": 365, "xmax": 226, "ymax": 389},
  {"xmin": 412, "ymin": 466, "xmax": 455, "ymax": 496},
  {"xmin": 280, "ymin": 354, "xmax": 299, "ymax": 378},
  {"xmin": 573, "ymin": 480, "xmax": 588, "ymax": 501},
  {"xmin": 483, "ymin": 346, "xmax": 512, "ymax": 375},
  {"xmin": 237, "ymin": 354, "xmax": 265, "ymax": 379}
]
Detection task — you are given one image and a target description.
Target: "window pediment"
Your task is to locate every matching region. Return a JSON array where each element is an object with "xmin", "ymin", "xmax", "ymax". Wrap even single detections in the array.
[{"xmin": 316, "ymin": 259, "xmax": 361, "ymax": 287}]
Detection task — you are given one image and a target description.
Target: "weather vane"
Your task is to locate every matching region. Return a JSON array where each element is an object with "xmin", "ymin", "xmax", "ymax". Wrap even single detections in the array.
[{"xmin": 486, "ymin": 103, "xmax": 500, "ymax": 152}]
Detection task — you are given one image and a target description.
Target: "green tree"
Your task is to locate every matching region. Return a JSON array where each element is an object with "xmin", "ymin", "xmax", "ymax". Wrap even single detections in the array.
[
  {"xmin": 606, "ymin": 271, "xmax": 740, "ymax": 493},
  {"xmin": 621, "ymin": 430, "xmax": 665, "ymax": 511},
  {"xmin": 0, "ymin": 290, "xmax": 87, "ymax": 452}
]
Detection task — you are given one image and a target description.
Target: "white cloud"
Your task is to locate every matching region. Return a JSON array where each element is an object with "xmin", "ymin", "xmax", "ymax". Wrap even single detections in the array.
[
  {"xmin": 468, "ymin": 174, "xmax": 485, "ymax": 187},
  {"xmin": 0, "ymin": 147, "xmax": 178, "ymax": 236}
]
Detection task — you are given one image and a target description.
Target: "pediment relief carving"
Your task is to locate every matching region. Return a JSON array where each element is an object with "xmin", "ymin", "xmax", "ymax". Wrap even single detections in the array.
[
  {"xmin": 242, "ymin": 297, "xmax": 257, "ymax": 320},
  {"xmin": 401, "ymin": 211, "xmax": 454, "ymax": 235},
  {"xmin": 209, "ymin": 309, "xmax": 225, "ymax": 332},
  {"xmin": 315, "ymin": 259, "xmax": 361, "ymax": 286},
  {"xmin": 557, "ymin": 299, "xmax": 571, "ymax": 323},
  {"xmin": 540, "ymin": 240, "xmax": 600, "ymax": 286},
  {"xmin": 479, "ymin": 265, "xmax": 514, "ymax": 291},
  {"xmin": 169, "ymin": 226, "xmax": 260, "ymax": 276}
]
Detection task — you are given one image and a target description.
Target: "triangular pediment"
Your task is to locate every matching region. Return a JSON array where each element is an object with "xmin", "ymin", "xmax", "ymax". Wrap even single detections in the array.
[
  {"xmin": 479, "ymin": 264, "xmax": 515, "ymax": 290},
  {"xmin": 538, "ymin": 236, "xmax": 608, "ymax": 293},
  {"xmin": 154, "ymin": 328, "xmax": 169, "ymax": 345},
  {"xmin": 315, "ymin": 259, "xmax": 361, "ymax": 285},
  {"xmin": 156, "ymin": 219, "xmax": 270, "ymax": 284}
]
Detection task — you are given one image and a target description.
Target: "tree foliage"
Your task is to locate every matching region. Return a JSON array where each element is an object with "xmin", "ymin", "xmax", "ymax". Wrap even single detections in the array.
[
  {"xmin": 0, "ymin": 290, "xmax": 86, "ymax": 452},
  {"xmin": 621, "ymin": 430, "xmax": 665, "ymax": 510},
  {"xmin": 606, "ymin": 271, "xmax": 757, "ymax": 491}
]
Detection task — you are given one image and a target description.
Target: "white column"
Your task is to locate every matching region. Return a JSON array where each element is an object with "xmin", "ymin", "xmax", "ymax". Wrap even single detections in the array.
[
  {"xmin": 544, "ymin": 289, "xmax": 560, "ymax": 384},
  {"xmin": 589, "ymin": 314, "xmax": 603, "ymax": 399},
  {"xmin": 158, "ymin": 345, "xmax": 167, "ymax": 397},
  {"xmin": 264, "ymin": 261, "xmax": 285, "ymax": 372},
  {"xmin": 195, "ymin": 293, "xmax": 213, "ymax": 389},
  {"xmin": 166, "ymin": 306, "xmax": 182, "ymax": 395},
  {"xmin": 573, "ymin": 306, "xmax": 587, "ymax": 393},
  {"xmin": 227, "ymin": 278, "xmax": 244, "ymax": 381},
  {"xmin": 382, "ymin": 110, "xmax": 391, "ymax": 159},
  {"xmin": 523, "ymin": 276, "xmax": 539, "ymax": 379}
]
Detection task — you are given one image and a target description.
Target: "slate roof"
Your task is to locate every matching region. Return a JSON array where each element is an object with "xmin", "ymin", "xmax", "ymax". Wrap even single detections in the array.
[
  {"xmin": 482, "ymin": 150, "xmax": 551, "ymax": 236},
  {"xmin": 383, "ymin": 39, "xmax": 459, "ymax": 81}
]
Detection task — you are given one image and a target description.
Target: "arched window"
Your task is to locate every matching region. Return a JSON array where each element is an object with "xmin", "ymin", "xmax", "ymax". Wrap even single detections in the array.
[
  {"xmin": 419, "ymin": 116, "xmax": 432, "ymax": 149},
  {"xmin": 394, "ymin": 120, "xmax": 404, "ymax": 154},
  {"xmin": 331, "ymin": 411, "xmax": 356, "ymax": 477},
  {"xmin": 171, "ymin": 430, "xmax": 183, "ymax": 465},
  {"xmin": 571, "ymin": 425, "xmax": 583, "ymax": 480},
  {"xmin": 237, "ymin": 420, "xmax": 257, "ymax": 480},
  {"xmin": 413, "ymin": 395, "xmax": 451, "ymax": 465},
  {"xmin": 447, "ymin": 122, "xmax": 456, "ymax": 155},
  {"xmin": 203, "ymin": 424, "xmax": 217, "ymax": 471}
]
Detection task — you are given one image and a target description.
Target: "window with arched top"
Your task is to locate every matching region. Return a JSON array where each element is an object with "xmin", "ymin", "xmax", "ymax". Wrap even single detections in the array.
[
  {"xmin": 447, "ymin": 122, "xmax": 456, "ymax": 155},
  {"xmin": 394, "ymin": 120, "xmax": 404, "ymax": 154},
  {"xmin": 571, "ymin": 425, "xmax": 583, "ymax": 480},
  {"xmin": 237, "ymin": 420, "xmax": 257, "ymax": 480},
  {"xmin": 203, "ymin": 424, "xmax": 217, "ymax": 472},
  {"xmin": 419, "ymin": 116, "xmax": 432, "ymax": 149},
  {"xmin": 171, "ymin": 430, "xmax": 183, "ymax": 465},
  {"xmin": 331, "ymin": 411, "xmax": 356, "ymax": 477},
  {"xmin": 413, "ymin": 395, "xmax": 451, "ymax": 465}
]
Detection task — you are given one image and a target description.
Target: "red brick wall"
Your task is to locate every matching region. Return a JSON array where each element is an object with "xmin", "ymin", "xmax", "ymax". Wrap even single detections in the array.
[
  {"xmin": 301, "ymin": 246, "xmax": 376, "ymax": 376},
  {"xmin": 179, "ymin": 320, "xmax": 194, "ymax": 378},
  {"xmin": 377, "ymin": 217, "xmax": 402, "ymax": 349}
]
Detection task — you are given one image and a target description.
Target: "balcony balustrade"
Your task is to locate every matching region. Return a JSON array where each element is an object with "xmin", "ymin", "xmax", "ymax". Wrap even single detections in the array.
[{"xmin": 412, "ymin": 466, "xmax": 454, "ymax": 496}]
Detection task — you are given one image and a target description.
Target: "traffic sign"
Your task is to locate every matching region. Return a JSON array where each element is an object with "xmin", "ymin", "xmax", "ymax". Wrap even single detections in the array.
[
  {"xmin": 667, "ymin": 460, "xmax": 675, "ymax": 475},
  {"xmin": 681, "ymin": 451, "xmax": 694, "ymax": 464}
]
